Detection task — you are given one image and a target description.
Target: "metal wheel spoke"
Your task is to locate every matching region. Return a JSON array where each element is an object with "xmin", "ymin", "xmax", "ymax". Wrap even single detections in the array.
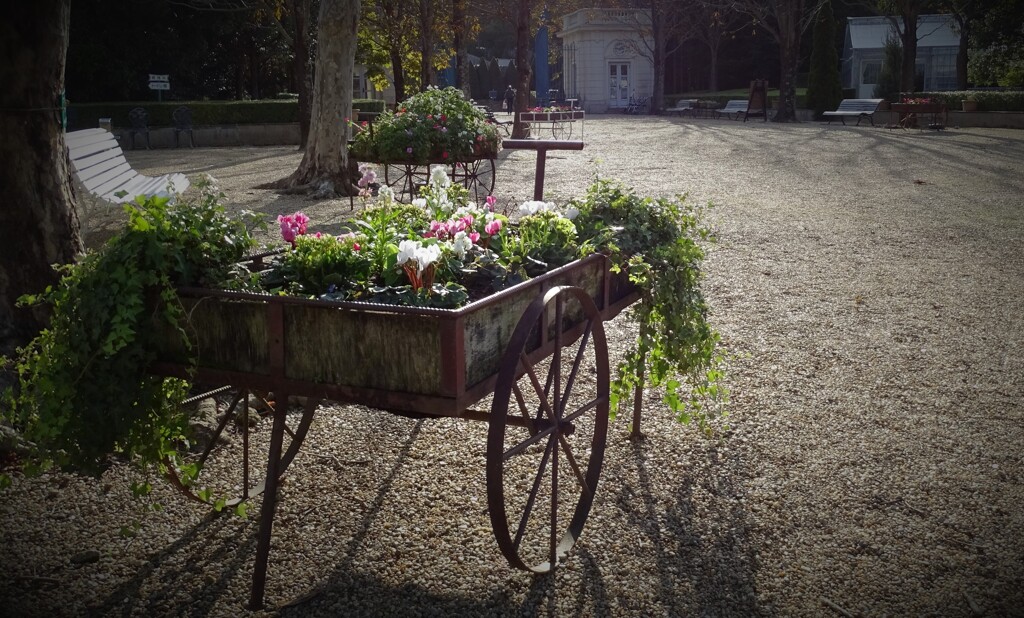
[
  {"xmin": 559, "ymin": 324, "xmax": 592, "ymax": 416},
  {"xmin": 520, "ymin": 352, "xmax": 555, "ymax": 421},
  {"xmin": 512, "ymin": 437, "xmax": 555, "ymax": 552},
  {"xmin": 558, "ymin": 434, "xmax": 593, "ymax": 500},
  {"xmin": 511, "ymin": 382, "xmax": 537, "ymax": 434},
  {"xmin": 563, "ymin": 397, "xmax": 602, "ymax": 425},
  {"xmin": 503, "ymin": 423, "xmax": 557, "ymax": 460},
  {"xmin": 552, "ymin": 296, "xmax": 564, "ymax": 421}
]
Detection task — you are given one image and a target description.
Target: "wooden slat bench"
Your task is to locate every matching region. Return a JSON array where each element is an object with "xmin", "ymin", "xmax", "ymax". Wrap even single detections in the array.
[
  {"xmin": 665, "ymin": 99, "xmax": 697, "ymax": 117},
  {"xmin": 716, "ymin": 99, "xmax": 751, "ymax": 120},
  {"xmin": 66, "ymin": 128, "xmax": 190, "ymax": 204},
  {"xmin": 822, "ymin": 99, "xmax": 885, "ymax": 126}
]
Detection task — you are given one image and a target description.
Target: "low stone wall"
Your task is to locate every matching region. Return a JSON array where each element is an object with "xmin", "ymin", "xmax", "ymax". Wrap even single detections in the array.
[
  {"xmin": 118, "ymin": 123, "xmax": 301, "ymax": 149},
  {"xmin": 869, "ymin": 110, "xmax": 1024, "ymax": 129}
]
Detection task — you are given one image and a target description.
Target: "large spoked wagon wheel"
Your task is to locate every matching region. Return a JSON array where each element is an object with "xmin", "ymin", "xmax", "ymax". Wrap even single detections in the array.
[
  {"xmin": 487, "ymin": 286, "xmax": 610, "ymax": 572},
  {"xmin": 383, "ymin": 164, "xmax": 430, "ymax": 201},
  {"xmin": 452, "ymin": 159, "xmax": 496, "ymax": 203},
  {"xmin": 164, "ymin": 389, "xmax": 319, "ymax": 509}
]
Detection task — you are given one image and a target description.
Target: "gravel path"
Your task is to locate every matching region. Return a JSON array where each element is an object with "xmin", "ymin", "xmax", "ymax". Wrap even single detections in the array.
[{"xmin": 2, "ymin": 117, "xmax": 1023, "ymax": 617}]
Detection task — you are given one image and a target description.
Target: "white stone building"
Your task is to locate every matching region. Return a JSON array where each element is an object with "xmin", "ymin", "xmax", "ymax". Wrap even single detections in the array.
[{"xmin": 559, "ymin": 8, "xmax": 654, "ymax": 113}]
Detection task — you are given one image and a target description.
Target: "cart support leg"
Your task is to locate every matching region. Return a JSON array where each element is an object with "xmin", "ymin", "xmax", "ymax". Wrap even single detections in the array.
[{"xmin": 248, "ymin": 396, "xmax": 289, "ymax": 610}]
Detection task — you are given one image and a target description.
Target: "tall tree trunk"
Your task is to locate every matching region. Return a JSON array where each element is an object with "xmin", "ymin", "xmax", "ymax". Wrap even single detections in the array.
[
  {"xmin": 267, "ymin": 0, "xmax": 360, "ymax": 197},
  {"xmin": 650, "ymin": 0, "xmax": 666, "ymax": 114},
  {"xmin": 453, "ymin": 0, "xmax": 470, "ymax": 96},
  {"xmin": 419, "ymin": 0, "xmax": 434, "ymax": 91},
  {"xmin": 0, "ymin": 0, "xmax": 81, "ymax": 354},
  {"xmin": 708, "ymin": 40, "xmax": 720, "ymax": 91},
  {"xmin": 898, "ymin": 4, "xmax": 920, "ymax": 94},
  {"xmin": 955, "ymin": 14, "xmax": 969, "ymax": 90},
  {"xmin": 390, "ymin": 46, "xmax": 406, "ymax": 103},
  {"xmin": 774, "ymin": 3, "xmax": 802, "ymax": 122},
  {"xmin": 511, "ymin": 0, "xmax": 532, "ymax": 139},
  {"xmin": 290, "ymin": 0, "xmax": 313, "ymax": 148}
]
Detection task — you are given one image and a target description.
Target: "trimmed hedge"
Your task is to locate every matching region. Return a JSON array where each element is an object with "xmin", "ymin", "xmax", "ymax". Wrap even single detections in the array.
[
  {"xmin": 68, "ymin": 99, "xmax": 386, "ymax": 130},
  {"xmin": 915, "ymin": 91, "xmax": 1024, "ymax": 112}
]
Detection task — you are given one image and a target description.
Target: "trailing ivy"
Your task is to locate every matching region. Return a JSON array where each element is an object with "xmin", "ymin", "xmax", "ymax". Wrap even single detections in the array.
[
  {"xmin": 569, "ymin": 180, "xmax": 727, "ymax": 433},
  {"xmin": 2, "ymin": 178, "xmax": 261, "ymax": 475}
]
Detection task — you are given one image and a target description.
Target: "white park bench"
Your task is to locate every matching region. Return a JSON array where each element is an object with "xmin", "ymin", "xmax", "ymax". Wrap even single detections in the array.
[
  {"xmin": 665, "ymin": 99, "xmax": 697, "ymax": 116},
  {"xmin": 66, "ymin": 128, "xmax": 189, "ymax": 204},
  {"xmin": 822, "ymin": 99, "xmax": 885, "ymax": 126},
  {"xmin": 716, "ymin": 99, "xmax": 753, "ymax": 120}
]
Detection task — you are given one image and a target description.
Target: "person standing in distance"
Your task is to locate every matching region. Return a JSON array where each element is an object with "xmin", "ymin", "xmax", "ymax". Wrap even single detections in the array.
[{"xmin": 504, "ymin": 85, "xmax": 515, "ymax": 115}]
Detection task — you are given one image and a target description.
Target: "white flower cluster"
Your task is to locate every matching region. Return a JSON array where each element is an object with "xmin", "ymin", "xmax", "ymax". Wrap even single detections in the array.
[
  {"xmin": 397, "ymin": 239, "xmax": 441, "ymax": 274},
  {"xmin": 519, "ymin": 200, "xmax": 579, "ymax": 220}
]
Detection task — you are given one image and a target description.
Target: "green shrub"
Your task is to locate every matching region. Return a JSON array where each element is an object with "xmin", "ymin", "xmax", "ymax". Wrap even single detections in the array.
[
  {"xmin": 68, "ymin": 99, "xmax": 385, "ymax": 129},
  {"xmin": 915, "ymin": 90, "xmax": 1024, "ymax": 112}
]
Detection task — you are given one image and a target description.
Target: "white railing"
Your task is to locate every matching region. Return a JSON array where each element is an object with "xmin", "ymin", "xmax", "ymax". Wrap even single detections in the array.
[{"xmin": 563, "ymin": 8, "xmax": 651, "ymax": 31}]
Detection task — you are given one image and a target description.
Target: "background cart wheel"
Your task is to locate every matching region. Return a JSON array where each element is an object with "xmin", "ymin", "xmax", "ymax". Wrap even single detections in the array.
[
  {"xmin": 383, "ymin": 164, "xmax": 430, "ymax": 201},
  {"xmin": 451, "ymin": 159, "xmax": 496, "ymax": 203},
  {"xmin": 486, "ymin": 286, "xmax": 610, "ymax": 572},
  {"xmin": 551, "ymin": 120, "xmax": 572, "ymax": 140},
  {"xmin": 164, "ymin": 390, "xmax": 318, "ymax": 508}
]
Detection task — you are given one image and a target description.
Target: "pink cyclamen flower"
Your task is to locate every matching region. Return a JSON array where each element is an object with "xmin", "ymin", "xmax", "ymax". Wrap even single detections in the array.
[
  {"xmin": 277, "ymin": 211, "xmax": 310, "ymax": 245},
  {"xmin": 485, "ymin": 219, "xmax": 502, "ymax": 235},
  {"xmin": 469, "ymin": 232, "xmax": 480, "ymax": 243},
  {"xmin": 485, "ymin": 195, "xmax": 497, "ymax": 210}
]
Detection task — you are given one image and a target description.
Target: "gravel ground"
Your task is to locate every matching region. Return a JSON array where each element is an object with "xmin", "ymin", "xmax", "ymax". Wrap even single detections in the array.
[{"xmin": 2, "ymin": 116, "xmax": 1023, "ymax": 617}]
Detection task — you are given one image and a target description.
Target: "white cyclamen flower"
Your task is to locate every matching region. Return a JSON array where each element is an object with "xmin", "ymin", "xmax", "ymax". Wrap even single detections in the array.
[
  {"xmin": 412, "ymin": 198, "xmax": 427, "ymax": 209},
  {"xmin": 415, "ymin": 244, "xmax": 441, "ymax": 273},
  {"xmin": 451, "ymin": 231, "xmax": 473, "ymax": 259},
  {"xmin": 430, "ymin": 166, "xmax": 452, "ymax": 188},
  {"xmin": 519, "ymin": 200, "xmax": 546, "ymax": 216},
  {"xmin": 397, "ymin": 239, "xmax": 421, "ymax": 266},
  {"xmin": 565, "ymin": 206, "xmax": 580, "ymax": 220}
]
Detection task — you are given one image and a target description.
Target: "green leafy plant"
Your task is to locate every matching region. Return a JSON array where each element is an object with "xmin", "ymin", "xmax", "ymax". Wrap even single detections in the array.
[
  {"xmin": 568, "ymin": 180, "xmax": 726, "ymax": 433},
  {"xmin": 351, "ymin": 87, "xmax": 502, "ymax": 164},
  {"xmin": 2, "ymin": 178, "xmax": 261, "ymax": 475}
]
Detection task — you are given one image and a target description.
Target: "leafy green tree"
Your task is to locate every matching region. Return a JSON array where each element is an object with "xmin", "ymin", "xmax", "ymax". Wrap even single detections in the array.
[
  {"xmin": 806, "ymin": 0, "xmax": 843, "ymax": 118},
  {"xmin": 874, "ymin": 35, "xmax": 903, "ymax": 101},
  {"xmin": 710, "ymin": 0, "xmax": 829, "ymax": 122}
]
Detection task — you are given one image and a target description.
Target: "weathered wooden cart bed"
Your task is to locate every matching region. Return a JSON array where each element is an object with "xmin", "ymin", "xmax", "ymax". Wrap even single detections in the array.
[{"xmin": 151, "ymin": 253, "xmax": 641, "ymax": 608}]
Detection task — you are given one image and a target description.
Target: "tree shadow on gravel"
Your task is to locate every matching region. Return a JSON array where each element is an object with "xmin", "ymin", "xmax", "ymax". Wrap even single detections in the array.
[
  {"xmin": 617, "ymin": 437, "xmax": 762, "ymax": 616},
  {"xmin": 86, "ymin": 511, "xmax": 259, "ymax": 617}
]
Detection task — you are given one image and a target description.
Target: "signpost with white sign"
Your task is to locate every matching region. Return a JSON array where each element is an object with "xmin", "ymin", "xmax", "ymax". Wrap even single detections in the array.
[{"xmin": 148, "ymin": 74, "xmax": 170, "ymax": 101}]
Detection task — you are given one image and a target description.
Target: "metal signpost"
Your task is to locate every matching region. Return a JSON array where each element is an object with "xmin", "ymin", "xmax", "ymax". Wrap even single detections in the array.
[{"xmin": 149, "ymin": 74, "xmax": 170, "ymax": 101}]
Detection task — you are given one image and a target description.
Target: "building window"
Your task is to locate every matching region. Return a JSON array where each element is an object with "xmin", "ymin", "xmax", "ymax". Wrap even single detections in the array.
[
  {"xmin": 353, "ymin": 72, "xmax": 368, "ymax": 99},
  {"xmin": 930, "ymin": 48, "xmax": 957, "ymax": 91}
]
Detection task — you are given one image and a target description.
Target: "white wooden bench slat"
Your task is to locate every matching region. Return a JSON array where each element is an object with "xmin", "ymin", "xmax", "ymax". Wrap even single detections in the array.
[
  {"xmin": 75, "ymin": 153, "xmax": 129, "ymax": 184},
  {"xmin": 65, "ymin": 128, "xmax": 111, "ymax": 147},
  {"xmin": 87, "ymin": 166, "xmax": 140, "ymax": 196},
  {"xmin": 69, "ymin": 135, "xmax": 122, "ymax": 160},
  {"xmin": 81, "ymin": 161, "xmax": 137, "ymax": 192},
  {"xmin": 66, "ymin": 129, "xmax": 190, "ymax": 203}
]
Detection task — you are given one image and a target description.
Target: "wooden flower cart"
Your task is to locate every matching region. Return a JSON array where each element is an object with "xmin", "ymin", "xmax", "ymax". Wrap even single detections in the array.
[
  {"xmin": 519, "ymin": 110, "xmax": 585, "ymax": 140},
  {"xmin": 151, "ymin": 253, "xmax": 642, "ymax": 609}
]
